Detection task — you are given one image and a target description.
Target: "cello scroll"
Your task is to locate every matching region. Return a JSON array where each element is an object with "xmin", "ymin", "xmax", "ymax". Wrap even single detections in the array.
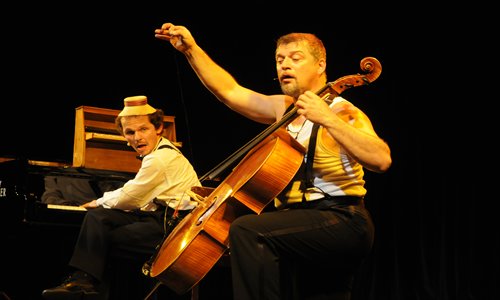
[{"xmin": 319, "ymin": 56, "xmax": 382, "ymax": 98}]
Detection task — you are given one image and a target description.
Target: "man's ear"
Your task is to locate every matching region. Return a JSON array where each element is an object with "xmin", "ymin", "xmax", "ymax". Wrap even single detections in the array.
[
  {"xmin": 156, "ymin": 124, "xmax": 164, "ymax": 136},
  {"xmin": 318, "ymin": 59, "xmax": 326, "ymax": 75}
]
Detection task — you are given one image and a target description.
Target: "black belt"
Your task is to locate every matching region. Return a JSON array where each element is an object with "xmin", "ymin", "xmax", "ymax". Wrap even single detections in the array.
[
  {"xmin": 285, "ymin": 196, "xmax": 364, "ymax": 210},
  {"xmin": 153, "ymin": 199, "xmax": 192, "ymax": 218}
]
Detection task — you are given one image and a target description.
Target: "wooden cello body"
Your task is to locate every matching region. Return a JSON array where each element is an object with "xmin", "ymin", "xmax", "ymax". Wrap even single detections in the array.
[
  {"xmin": 148, "ymin": 57, "xmax": 382, "ymax": 295},
  {"xmin": 149, "ymin": 128, "xmax": 305, "ymax": 294}
]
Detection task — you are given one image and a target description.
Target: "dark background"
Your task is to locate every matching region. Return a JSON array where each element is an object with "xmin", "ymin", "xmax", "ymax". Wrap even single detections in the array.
[{"xmin": 1, "ymin": 3, "xmax": 497, "ymax": 300}]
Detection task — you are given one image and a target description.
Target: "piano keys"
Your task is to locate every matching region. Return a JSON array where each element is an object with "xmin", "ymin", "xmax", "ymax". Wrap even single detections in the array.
[{"xmin": 46, "ymin": 204, "xmax": 87, "ymax": 211}]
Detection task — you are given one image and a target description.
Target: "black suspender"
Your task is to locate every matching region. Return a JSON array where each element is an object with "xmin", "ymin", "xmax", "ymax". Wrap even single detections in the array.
[{"xmin": 304, "ymin": 123, "xmax": 320, "ymax": 190}]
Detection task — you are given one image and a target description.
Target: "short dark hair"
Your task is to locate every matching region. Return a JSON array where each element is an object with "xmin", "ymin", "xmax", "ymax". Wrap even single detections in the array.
[{"xmin": 276, "ymin": 33, "xmax": 326, "ymax": 63}]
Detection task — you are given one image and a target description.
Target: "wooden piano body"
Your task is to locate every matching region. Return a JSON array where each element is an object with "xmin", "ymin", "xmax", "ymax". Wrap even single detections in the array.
[{"xmin": 73, "ymin": 105, "xmax": 180, "ymax": 173}]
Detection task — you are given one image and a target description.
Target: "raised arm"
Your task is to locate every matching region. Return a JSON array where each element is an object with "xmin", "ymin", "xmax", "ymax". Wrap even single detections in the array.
[{"xmin": 154, "ymin": 23, "xmax": 288, "ymax": 124}]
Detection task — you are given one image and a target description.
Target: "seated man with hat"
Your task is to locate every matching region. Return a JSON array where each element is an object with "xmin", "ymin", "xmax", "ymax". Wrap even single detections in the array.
[{"xmin": 42, "ymin": 95, "xmax": 201, "ymax": 299}]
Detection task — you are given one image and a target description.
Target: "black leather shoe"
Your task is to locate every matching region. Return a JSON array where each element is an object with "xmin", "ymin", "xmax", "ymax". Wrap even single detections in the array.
[{"xmin": 42, "ymin": 271, "xmax": 99, "ymax": 300}]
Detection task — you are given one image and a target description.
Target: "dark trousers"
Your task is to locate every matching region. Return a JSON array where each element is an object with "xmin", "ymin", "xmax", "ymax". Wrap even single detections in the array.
[
  {"xmin": 68, "ymin": 207, "xmax": 167, "ymax": 281},
  {"xmin": 228, "ymin": 201, "xmax": 374, "ymax": 300}
]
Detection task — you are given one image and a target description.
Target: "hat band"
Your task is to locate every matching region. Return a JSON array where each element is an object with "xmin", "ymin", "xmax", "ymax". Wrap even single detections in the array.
[{"xmin": 124, "ymin": 98, "xmax": 148, "ymax": 107}]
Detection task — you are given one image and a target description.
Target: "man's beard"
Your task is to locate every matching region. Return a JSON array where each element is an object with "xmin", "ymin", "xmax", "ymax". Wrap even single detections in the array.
[{"xmin": 280, "ymin": 82, "xmax": 300, "ymax": 99}]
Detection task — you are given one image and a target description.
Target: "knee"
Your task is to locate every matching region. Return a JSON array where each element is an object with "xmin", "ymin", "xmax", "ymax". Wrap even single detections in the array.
[
  {"xmin": 228, "ymin": 217, "xmax": 242, "ymax": 242},
  {"xmin": 228, "ymin": 214, "xmax": 259, "ymax": 246},
  {"xmin": 229, "ymin": 214, "xmax": 256, "ymax": 236}
]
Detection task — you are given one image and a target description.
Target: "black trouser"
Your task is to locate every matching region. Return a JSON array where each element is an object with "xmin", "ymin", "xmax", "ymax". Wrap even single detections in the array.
[
  {"xmin": 68, "ymin": 207, "xmax": 174, "ymax": 281},
  {"xmin": 228, "ymin": 198, "xmax": 374, "ymax": 300}
]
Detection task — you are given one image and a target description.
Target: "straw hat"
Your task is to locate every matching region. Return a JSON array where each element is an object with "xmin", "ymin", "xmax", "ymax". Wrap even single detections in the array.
[{"xmin": 118, "ymin": 95, "xmax": 157, "ymax": 116}]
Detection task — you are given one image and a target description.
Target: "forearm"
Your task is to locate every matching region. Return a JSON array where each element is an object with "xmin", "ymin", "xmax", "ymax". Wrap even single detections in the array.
[
  {"xmin": 324, "ymin": 116, "xmax": 392, "ymax": 173},
  {"xmin": 157, "ymin": 23, "xmax": 278, "ymax": 122}
]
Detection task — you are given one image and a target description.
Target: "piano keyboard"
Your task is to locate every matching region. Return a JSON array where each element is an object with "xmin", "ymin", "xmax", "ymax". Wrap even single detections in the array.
[{"xmin": 47, "ymin": 204, "xmax": 87, "ymax": 212}]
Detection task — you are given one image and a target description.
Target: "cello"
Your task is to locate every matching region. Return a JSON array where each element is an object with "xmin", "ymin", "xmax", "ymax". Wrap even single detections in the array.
[{"xmin": 147, "ymin": 56, "xmax": 382, "ymax": 295}]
